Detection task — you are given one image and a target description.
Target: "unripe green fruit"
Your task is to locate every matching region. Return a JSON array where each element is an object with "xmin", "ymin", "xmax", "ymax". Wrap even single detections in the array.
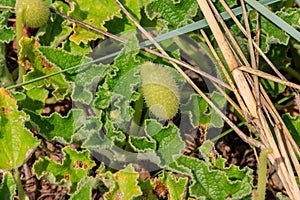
[
  {"xmin": 18, "ymin": 0, "xmax": 50, "ymax": 27},
  {"xmin": 140, "ymin": 62, "xmax": 180, "ymax": 120}
]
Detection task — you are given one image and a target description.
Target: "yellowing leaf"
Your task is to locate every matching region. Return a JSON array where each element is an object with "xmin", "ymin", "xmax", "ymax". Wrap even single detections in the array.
[
  {"xmin": 0, "ymin": 88, "xmax": 39, "ymax": 170},
  {"xmin": 34, "ymin": 146, "xmax": 96, "ymax": 194},
  {"xmin": 102, "ymin": 164, "xmax": 142, "ymax": 200}
]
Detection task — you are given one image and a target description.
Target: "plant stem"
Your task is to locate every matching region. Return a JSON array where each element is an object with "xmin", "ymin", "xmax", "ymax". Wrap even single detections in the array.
[
  {"xmin": 282, "ymin": 66, "xmax": 300, "ymax": 81},
  {"xmin": 13, "ymin": 168, "xmax": 26, "ymax": 200},
  {"xmin": 253, "ymin": 148, "xmax": 273, "ymax": 200},
  {"xmin": 129, "ymin": 88, "xmax": 144, "ymax": 136},
  {"xmin": 15, "ymin": 0, "xmax": 26, "ymax": 83}
]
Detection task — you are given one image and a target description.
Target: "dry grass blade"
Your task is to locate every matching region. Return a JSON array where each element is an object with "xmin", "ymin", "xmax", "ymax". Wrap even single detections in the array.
[
  {"xmin": 218, "ymin": 0, "xmax": 300, "ymax": 110},
  {"xmin": 197, "ymin": 0, "xmax": 300, "ymax": 199},
  {"xmin": 238, "ymin": 66, "xmax": 300, "ymax": 90}
]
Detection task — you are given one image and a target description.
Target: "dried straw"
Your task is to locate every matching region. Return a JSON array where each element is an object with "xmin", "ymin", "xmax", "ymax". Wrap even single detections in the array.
[{"xmin": 197, "ymin": 0, "xmax": 300, "ymax": 199}]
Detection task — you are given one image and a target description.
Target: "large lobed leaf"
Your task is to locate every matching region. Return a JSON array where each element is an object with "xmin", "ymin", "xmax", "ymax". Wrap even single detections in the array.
[
  {"xmin": 171, "ymin": 141, "xmax": 253, "ymax": 199},
  {"xmin": 0, "ymin": 88, "xmax": 39, "ymax": 170},
  {"xmin": 175, "ymin": 155, "xmax": 253, "ymax": 199}
]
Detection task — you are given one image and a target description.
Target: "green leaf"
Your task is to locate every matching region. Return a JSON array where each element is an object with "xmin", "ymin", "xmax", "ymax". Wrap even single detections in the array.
[
  {"xmin": 245, "ymin": 0, "xmax": 300, "ymax": 43},
  {"xmin": 33, "ymin": 146, "xmax": 96, "ymax": 194},
  {"xmin": 104, "ymin": 0, "xmax": 148, "ymax": 34},
  {"xmin": 0, "ymin": 171, "xmax": 16, "ymax": 200},
  {"xmin": 145, "ymin": 0, "xmax": 198, "ymax": 28},
  {"xmin": 38, "ymin": 46, "xmax": 85, "ymax": 74},
  {"xmin": 26, "ymin": 109, "xmax": 81, "ymax": 143},
  {"xmin": 69, "ymin": 177, "xmax": 95, "ymax": 200},
  {"xmin": 133, "ymin": 179, "xmax": 156, "ymax": 200},
  {"xmin": 250, "ymin": 8, "xmax": 300, "ymax": 51},
  {"xmin": 260, "ymin": 18, "xmax": 289, "ymax": 46},
  {"xmin": 101, "ymin": 164, "xmax": 142, "ymax": 200},
  {"xmin": 67, "ymin": 0, "xmax": 122, "ymax": 44},
  {"xmin": 282, "ymin": 113, "xmax": 300, "ymax": 147},
  {"xmin": 200, "ymin": 140, "xmax": 253, "ymax": 183},
  {"xmin": 0, "ymin": 88, "xmax": 39, "ymax": 170},
  {"xmin": 38, "ymin": 46, "xmax": 111, "ymax": 104},
  {"xmin": 277, "ymin": 7, "xmax": 300, "ymax": 28},
  {"xmin": 0, "ymin": 26, "xmax": 15, "ymax": 44},
  {"xmin": 210, "ymin": 92, "xmax": 227, "ymax": 128},
  {"xmin": 260, "ymin": 79, "xmax": 286, "ymax": 98},
  {"xmin": 198, "ymin": 140, "xmax": 219, "ymax": 166},
  {"xmin": 175, "ymin": 155, "xmax": 253, "ymax": 199},
  {"xmin": 182, "ymin": 92, "xmax": 225, "ymax": 128},
  {"xmin": 20, "ymin": 37, "xmax": 69, "ymax": 100},
  {"xmin": 145, "ymin": 119, "xmax": 185, "ymax": 167},
  {"xmin": 94, "ymin": 30, "xmax": 141, "ymax": 121},
  {"xmin": 38, "ymin": 1, "xmax": 73, "ymax": 47},
  {"xmin": 17, "ymin": 88, "xmax": 49, "ymax": 114},
  {"xmin": 72, "ymin": 62, "xmax": 110, "ymax": 104},
  {"xmin": 0, "ymin": 0, "xmax": 15, "ymax": 7},
  {"xmin": 129, "ymin": 136, "xmax": 156, "ymax": 152},
  {"xmin": 159, "ymin": 172, "xmax": 188, "ymax": 200},
  {"xmin": 72, "ymin": 114, "xmax": 103, "ymax": 143},
  {"xmin": 63, "ymin": 40, "xmax": 92, "ymax": 55}
]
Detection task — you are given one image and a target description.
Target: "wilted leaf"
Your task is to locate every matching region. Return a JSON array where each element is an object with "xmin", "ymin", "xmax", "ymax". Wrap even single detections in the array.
[{"xmin": 34, "ymin": 146, "xmax": 96, "ymax": 193}]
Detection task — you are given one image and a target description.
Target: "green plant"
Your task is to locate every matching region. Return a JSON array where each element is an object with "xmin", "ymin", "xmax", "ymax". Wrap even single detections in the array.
[{"xmin": 0, "ymin": 0, "xmax": 299, "ymax": 199}]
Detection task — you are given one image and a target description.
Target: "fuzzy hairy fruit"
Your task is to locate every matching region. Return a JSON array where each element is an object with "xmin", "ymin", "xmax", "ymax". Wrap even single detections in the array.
[
  {"xmin": 140, "ymin": 62, "xmax": 180, "ymax": 120},
  {"xmin": 17, "ymin": 0, "xmax": 50, "ymax": 27}
]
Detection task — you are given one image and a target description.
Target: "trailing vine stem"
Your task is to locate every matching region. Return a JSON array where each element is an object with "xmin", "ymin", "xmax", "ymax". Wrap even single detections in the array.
[{"xmin": 253, "ymin": 148, "xmax": 273, "ymax": 200}]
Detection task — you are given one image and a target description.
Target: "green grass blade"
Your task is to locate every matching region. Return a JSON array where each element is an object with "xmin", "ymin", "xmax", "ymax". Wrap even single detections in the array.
[{"xmin": 245, "ymin": 0, "xmax": 300, "ymax": 43}]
